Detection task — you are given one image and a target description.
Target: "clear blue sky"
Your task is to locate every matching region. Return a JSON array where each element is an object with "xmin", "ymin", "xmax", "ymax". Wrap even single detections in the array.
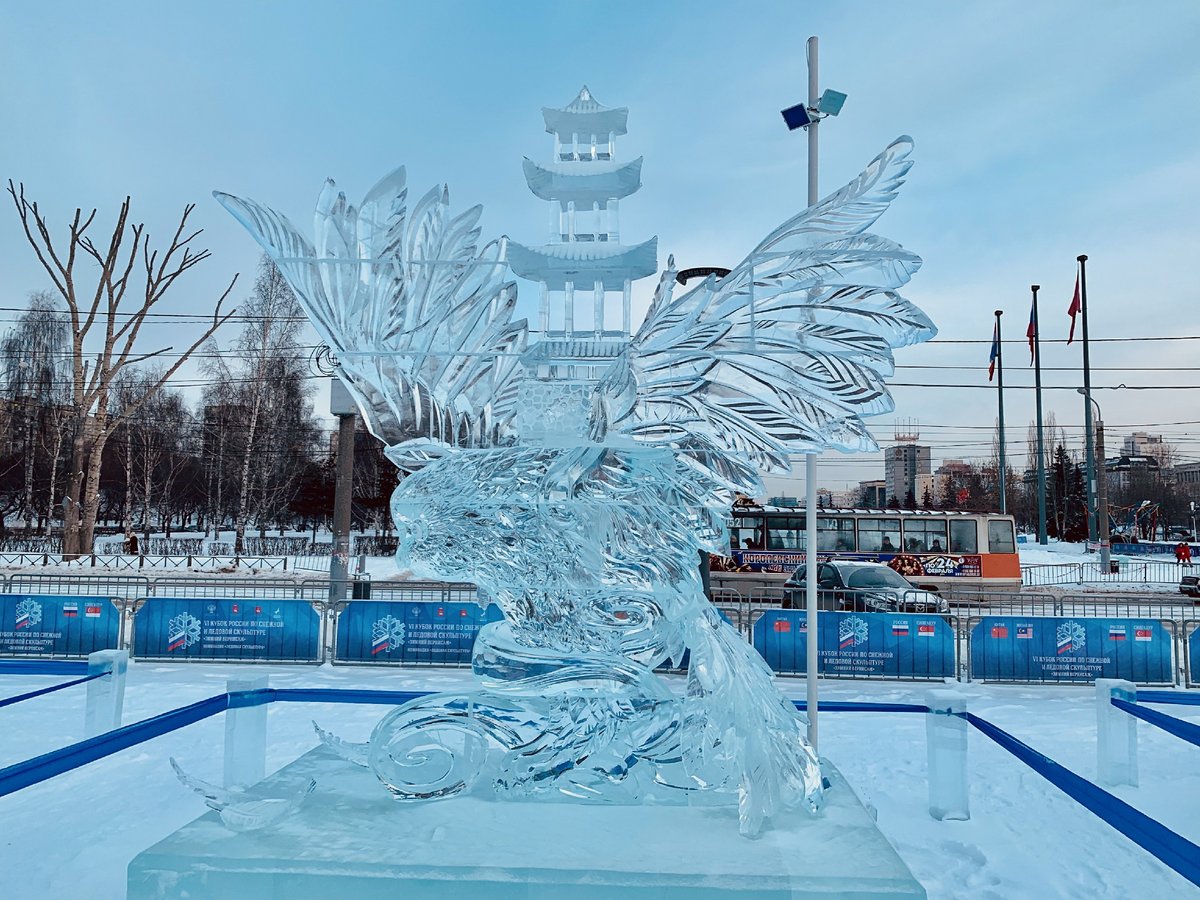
[{"xmin": 2, "ymin": 0, "xmax": 1198, "ymax": 493}]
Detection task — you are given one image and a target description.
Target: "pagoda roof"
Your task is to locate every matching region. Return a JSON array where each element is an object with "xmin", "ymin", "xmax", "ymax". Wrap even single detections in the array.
[
  {"xmin": 508, "ymin": 237, "xmax": 658, "ymax": 290},
  {"xmin": 542, "ymin": 86, "xmax": 628, "ymax": 137},
  {"xmin": 522, "ymin": 157, "xmax": 642, "ymax": 202}
]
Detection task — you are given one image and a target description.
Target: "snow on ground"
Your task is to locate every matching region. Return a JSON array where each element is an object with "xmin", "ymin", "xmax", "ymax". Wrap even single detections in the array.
[{"xmin": 0, "ymin": 663, "xmax": 1197, "ymax": 899}]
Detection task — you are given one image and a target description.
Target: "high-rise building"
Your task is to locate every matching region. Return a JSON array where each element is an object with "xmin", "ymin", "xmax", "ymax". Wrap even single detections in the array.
[
  {"xmin": 1122, "ymin": 432, "xmax": 1172, "ymax": 468},
  {"xmin": 884, "ymin": 443, "xmax": 931, "ymax": 503}
]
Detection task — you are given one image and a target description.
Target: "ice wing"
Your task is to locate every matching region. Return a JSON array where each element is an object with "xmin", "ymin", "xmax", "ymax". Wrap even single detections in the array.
[
  {"xmin": 594, "ymin": 137, "xmax": 935, "ymax": 477},
  {"xmin": 216, "ymin": 172, "xmax": 529, "ymax": 454}
]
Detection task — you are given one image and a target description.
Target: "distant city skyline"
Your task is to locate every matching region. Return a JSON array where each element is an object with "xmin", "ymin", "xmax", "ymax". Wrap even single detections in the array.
[{"xmin": 2, "ymin": 1, "xmax": 1198, "ymax": 492}]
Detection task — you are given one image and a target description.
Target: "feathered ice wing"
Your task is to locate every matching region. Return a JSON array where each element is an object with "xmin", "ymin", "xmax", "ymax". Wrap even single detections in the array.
[
  {"xmin": 214, "ymin": 169, "xmax": 528, "ymax": 459},
  {"xmin": 591, "ymin": 137, "xmax": 935, "ymax": 484}
]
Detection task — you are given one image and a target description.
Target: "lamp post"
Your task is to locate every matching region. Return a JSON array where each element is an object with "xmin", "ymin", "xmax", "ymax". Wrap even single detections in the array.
[
  {"xmin": 1078, "ymin": 389, "xmax": 1110, "ymax": 572},
  {"xmin": 780, "ymin": 35, "xmax": 847, "ymax": 755}
]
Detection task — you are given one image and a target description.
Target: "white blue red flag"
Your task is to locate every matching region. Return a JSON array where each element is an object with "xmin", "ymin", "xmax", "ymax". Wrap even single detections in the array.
[{"xmin": 988, "ymin": 320, "xmax": 1000, "ymax": 382}]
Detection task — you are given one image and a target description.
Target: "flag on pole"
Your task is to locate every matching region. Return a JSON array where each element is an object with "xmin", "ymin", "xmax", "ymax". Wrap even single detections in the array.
[
  {"xmin": 1027, "ymin": 296, "xmax": 1037, "ymax": 364},
  {"xmin": 988, "ymin": 320, "xmax": 1000, "ymax": 381},
  {"xmin": 1067, "ymin": 274, "xmax": 1081, "ymax": 344}
]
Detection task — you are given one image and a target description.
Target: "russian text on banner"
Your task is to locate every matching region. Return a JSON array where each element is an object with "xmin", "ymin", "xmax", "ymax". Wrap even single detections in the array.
[
  {"xmin": 133, "ymin": 598, "xmax": 320, "ymax": 663},
  {"xmin": 753, "ymin": 609, "xmax": 955, "ymax": 678},
  {"xmin": 0, "ymin": 594, "xmax": 119, "ymax": 658},
  {"xmin": 971, "ymin": 616, "xmax": 1172, "ymax": 684},
  {"xmin": 334, "ymin": 600, "xmax": 504, "ymax": 665}
]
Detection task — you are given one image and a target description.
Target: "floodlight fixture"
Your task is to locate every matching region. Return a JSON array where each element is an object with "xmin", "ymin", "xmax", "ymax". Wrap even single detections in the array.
[
  {"xmin": 817, "ymin": 89, "xmax": 847, "ymax": 116},
  {"xmin": 780, "ymin": 103, "xmax": 812, "ymax": 131}
]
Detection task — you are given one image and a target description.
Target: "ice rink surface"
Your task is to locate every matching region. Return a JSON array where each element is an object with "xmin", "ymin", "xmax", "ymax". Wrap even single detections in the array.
[{"xmin": 1, "ymin": 661, "xmax": 1197, "ymax": 899}]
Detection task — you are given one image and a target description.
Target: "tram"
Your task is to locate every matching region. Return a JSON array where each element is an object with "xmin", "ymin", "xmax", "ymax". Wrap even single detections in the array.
[{"xmin": 711, "ymin": 506, "xmax": 1021, "ymax": 594}]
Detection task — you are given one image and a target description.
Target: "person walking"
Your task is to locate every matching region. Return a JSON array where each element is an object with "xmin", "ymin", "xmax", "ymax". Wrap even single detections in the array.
[{"xmin": 1180, "ymin": 542, "xmax": 1193, "ymax": 569}]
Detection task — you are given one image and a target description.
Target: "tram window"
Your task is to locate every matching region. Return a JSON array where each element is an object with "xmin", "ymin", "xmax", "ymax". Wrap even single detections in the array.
[
  {"xmin": 817, "ymin": 517, "xmax": 856, "ymax": 551},
  {"xmin": 988, "ymin": 519, "xmax": 1016, "ymax": 553},
  {"xmin": 729, "ymin": 516, "xmax": 765, "ymax": 551},
  {"xmin": 858, "ymin": 517, "xmax": 900, "ymax": 553},
  {"xmin": 949, "ymin": 520, "xmax": 978, "ymax": 553},
  {"xmin": 901, "ymin": 519, "xmax": 949, "ymax": 553},
  {"xmin": 767, "ymin": 516, "xmax": 806, "ymax": 550}
]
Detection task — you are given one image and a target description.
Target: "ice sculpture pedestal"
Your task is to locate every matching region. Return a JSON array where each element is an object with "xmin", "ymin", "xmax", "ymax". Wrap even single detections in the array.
[{"xmin": 128, "ymin": 744, "xmax": 925, "ymax": 899}]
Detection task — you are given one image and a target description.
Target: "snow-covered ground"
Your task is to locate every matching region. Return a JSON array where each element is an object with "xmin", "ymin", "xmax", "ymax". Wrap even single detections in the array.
[{"xmin": 1, "ymin": 662, "xmax": 1197, "ymax": 899}]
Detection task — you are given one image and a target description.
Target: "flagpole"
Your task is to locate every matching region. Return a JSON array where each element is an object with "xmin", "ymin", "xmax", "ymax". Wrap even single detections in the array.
[
  {"xmin": 1032, "ymin": 285, "xmax": 1048, "ymax": 544},
  {"xmin": 995, "ymin": 309, "xmax": 1007, "ymax": 514},
  {"xmin": 1079, "ymin": 254, "xmax": 1097, "ymax": 544}
]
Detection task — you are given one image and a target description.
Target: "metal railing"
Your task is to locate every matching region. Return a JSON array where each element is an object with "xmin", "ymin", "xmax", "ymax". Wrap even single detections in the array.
[{"xmin": 1022, "ymin": 560, "xmax": 1188, "ymax": 587}]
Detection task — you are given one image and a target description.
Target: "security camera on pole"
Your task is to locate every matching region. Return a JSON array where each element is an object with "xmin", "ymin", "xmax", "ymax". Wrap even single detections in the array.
[{"xmin": 779, "ymin": 36, "xmax": 847, "ymax": 754}]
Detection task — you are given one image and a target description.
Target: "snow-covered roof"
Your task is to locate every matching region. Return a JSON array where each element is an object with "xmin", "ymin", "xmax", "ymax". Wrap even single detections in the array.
[
  {"xmin": 522, "ymin": 157, "xmax": 642, "ymax": 202},
  {"xmin": 542, "ymin": 86, "xmax": 629, "ymax": 137}
]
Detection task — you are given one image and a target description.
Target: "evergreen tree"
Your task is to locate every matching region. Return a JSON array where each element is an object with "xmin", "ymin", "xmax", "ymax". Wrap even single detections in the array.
[{"xmin": 903, "ymin": 490, "xmax": 917, "ymax": 510}]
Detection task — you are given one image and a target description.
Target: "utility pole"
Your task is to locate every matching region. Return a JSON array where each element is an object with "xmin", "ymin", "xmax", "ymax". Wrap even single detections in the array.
[{"xmin": 329, "ymin": 379, "xmax": 357, "ymax": 604}]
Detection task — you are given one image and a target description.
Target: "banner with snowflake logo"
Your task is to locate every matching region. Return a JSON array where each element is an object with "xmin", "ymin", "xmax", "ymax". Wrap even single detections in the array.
[
  {"xmin": 971, "ymin": 616, "xmax": 1172, "ymax": 683},
  {"xmin": 0, "ymin": 594, "xmax": 119, "ymax": 657},
  {"xmin": 133, "ymin": 598, "xmax": 320, "ymax": 661},
  {"xmin": 752, "ymin": 610, "xmax": 954, "ymax": 678},
  {"xmin": 336, "ymin": 600, "xmax": 505, "ymax": 664}
]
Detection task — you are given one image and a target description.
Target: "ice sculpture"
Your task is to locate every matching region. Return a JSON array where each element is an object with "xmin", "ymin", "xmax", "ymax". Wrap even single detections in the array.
[{"xmin": 214, "ymin": 135, "xmax": 934, "ymax": 836}]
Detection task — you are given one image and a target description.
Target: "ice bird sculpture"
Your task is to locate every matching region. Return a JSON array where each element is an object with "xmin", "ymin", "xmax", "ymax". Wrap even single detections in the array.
[{"xmin": 214, "ymin": 136, "xmax": 934, "ymax": 836}]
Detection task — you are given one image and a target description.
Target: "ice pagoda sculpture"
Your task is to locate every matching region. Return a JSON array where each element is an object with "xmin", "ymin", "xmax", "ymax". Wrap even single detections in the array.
[{"xmin": 214, "ymin": 85, "xmax": 935, "ymax": 836}]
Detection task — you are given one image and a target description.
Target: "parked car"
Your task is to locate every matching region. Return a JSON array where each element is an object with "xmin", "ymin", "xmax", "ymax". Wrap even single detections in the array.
[
  {"xmin": 781, "ymin": 561, "xmax": 950, "ymax": 614},
  {"xmin": 1181, "ymin": 572, "xmax": 1200, "ymax": 599}
]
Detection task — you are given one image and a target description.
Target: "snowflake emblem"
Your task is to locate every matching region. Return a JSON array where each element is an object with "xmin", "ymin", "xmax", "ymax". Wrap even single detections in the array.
[
  {"xmin": 167, "ymin": 612, "xmax": 202, "ymax": 651},
  {"xmin": 838, "ymin": 615, "xmax": 869, "ymax": 649},
  {"xmin": 15, "ymin": 599, "xmax": 42, "ymax": 629},
  {"xmin": 1056, "ymin": 620, "xmax": 1086, "ymax": 656},
  {"xmin": 371, "ymin": 615, "xmax": 406, "ymax": 655}
]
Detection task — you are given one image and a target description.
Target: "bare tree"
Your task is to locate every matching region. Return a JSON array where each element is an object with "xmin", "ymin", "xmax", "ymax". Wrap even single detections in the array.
[
  {"xmin": 228, "ymin": 256, "xmax": 311, "ymax": 553},
  {"xmin": 7, "ymin": 182, "xmax": 236, "ymax": 557},
  {"xmin": 0, "ymin": 291, "xmax": 71, "ymax": 532}
]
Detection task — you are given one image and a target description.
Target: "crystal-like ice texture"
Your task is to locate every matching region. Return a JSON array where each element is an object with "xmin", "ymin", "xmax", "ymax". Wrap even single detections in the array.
[{"xmin": 215, "ymin": 134, "xmax": 934, "ymax": 836}]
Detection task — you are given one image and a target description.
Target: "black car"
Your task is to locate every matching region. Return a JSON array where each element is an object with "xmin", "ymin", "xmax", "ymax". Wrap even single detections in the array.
[
  {"xmin": 782, "ymin": 561, "xmax": 949, "ymax": 614},
  {"xmin": 1181, "ymin": 572, "xmax": 1200, "ymax": 599}
]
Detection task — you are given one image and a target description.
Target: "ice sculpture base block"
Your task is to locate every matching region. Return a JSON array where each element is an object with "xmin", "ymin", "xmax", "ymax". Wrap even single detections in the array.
[{"xmin": 128, "ymin": 745, "xmax": 925, "ymax": 899}]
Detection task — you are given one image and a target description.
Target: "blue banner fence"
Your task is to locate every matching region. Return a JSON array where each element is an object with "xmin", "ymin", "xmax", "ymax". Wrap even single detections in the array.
[
  {"xmin": 969, "ymin": 616, "xmax": 1176, "ymax": 685},
  {"xmin": 752, "ymin": 609, "xmax": 956, "ymax": 680},
  {"xmin": 0, "ymin": 573, "xmax": 1194, "ymax": 684},
  {"xmin": 133, "ymin": 598, "xmax": 322, "ymax": 663},
  {"xmin": 0, "ymin": 594, "xmax": 120, "ymax": 659}
]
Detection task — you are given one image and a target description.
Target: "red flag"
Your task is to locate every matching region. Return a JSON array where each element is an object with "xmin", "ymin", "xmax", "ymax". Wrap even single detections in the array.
[
  {"xmin": 1026, "ymin": 297, "xmax": 1037, "ymax": 365},
  {"xmin": 1067, "ymin": 274, "xmax": 1081, "ymax": 344}
]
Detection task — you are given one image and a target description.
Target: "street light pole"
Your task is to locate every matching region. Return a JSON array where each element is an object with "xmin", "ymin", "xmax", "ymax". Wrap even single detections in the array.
[
  {"xmin": 1078, "ymin": 389, "xmax": 1110, "ymax": 572},
  {"xmin": 803, "ymin": 34, "xmax": 820, "ymax": 755}
]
